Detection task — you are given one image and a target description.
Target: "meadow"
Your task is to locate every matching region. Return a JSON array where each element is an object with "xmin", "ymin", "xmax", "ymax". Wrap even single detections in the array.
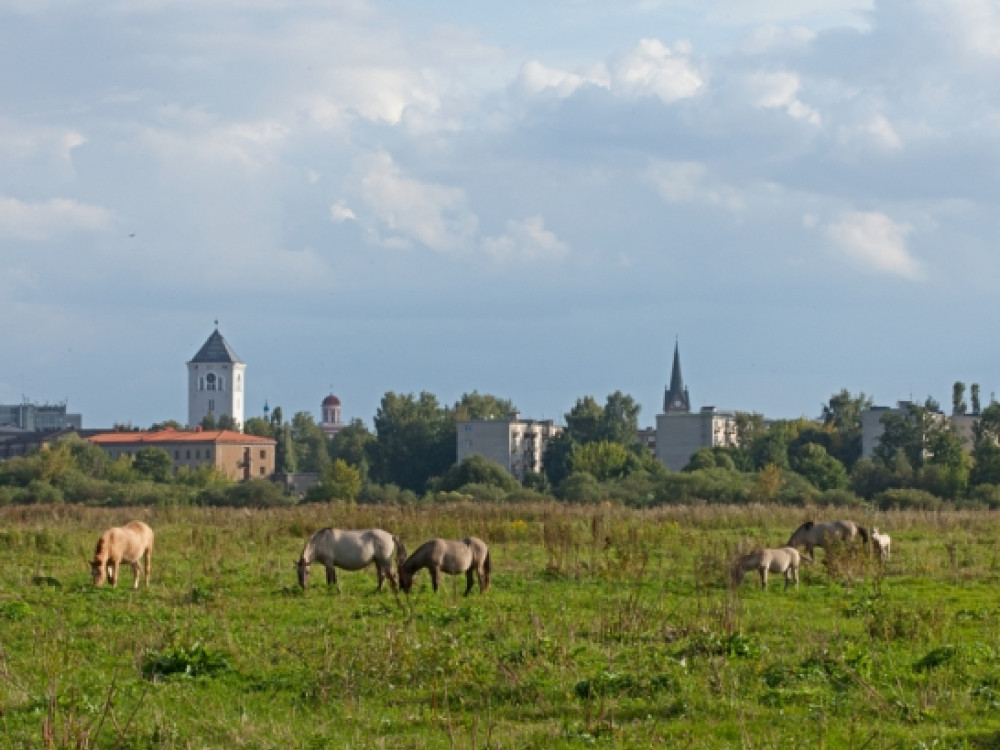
[{"xmin": 2, "ymin": 502, "xmax": 1000, "ymax": 749}]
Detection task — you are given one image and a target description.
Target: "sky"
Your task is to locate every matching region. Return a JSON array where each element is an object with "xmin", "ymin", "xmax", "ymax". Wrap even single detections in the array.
[{"xmin": 3, "ymin": 0, "xmax": 1000, "ymax": 430}]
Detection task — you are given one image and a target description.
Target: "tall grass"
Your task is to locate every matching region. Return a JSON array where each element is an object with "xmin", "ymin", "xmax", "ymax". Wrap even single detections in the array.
[{"xmin": 2, "ymin": 502, "xmax": 1000, "ymax": 748}]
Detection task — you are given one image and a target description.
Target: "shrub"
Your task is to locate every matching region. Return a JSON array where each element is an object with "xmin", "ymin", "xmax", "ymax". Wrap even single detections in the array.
[
  {"xmin": 556, "ymin": 472, "xmax": 604, "ymax": 503},
  {"xmin": 873, "ymin": 487, "xmax": 944, "ymax": 511}
]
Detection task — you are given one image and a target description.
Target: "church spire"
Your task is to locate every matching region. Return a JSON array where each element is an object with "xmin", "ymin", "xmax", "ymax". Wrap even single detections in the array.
[{"xmin": 663, "ymin": 339, "xmax": 690, "ymax": 413}]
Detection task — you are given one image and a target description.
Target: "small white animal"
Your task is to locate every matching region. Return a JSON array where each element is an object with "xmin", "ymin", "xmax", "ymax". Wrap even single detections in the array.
[{"xmin": 871, "ymin": 527, "xmax": 891, "ymax": 561}]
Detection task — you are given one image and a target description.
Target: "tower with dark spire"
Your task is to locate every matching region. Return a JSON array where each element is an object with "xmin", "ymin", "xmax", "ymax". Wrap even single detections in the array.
[{"xmin": 663, "ymin": 340, "xmax": 690, "ymax": 413}]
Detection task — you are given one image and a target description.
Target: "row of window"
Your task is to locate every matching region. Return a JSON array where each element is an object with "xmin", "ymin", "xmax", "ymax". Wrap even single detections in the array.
[{"xmin": 197, "ymin": 372, "xmax": 243, "ymax": 392}]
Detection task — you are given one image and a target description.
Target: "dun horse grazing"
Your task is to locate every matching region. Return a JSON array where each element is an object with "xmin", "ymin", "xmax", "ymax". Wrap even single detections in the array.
[
  {"xmin": 398, "ymin": 537, "xmax": 491, "ymax": 595},
  {"xmin": 732, "ymin": 547, "xmax": 804, "ymax": 590},
  {"xmin": 91, "ymin": 521, "xmax": 154, "ymax": 588},
  {"xmin": 786, "ymin": 519, "xmax": 868, "ymax": 561},
  {"xmin": 296, "ymin": 528, "xmax": 404, "ymax": 591},
  {"xmin": 871, "ymin": 527, "xmax": 891, "ymax": 561}
]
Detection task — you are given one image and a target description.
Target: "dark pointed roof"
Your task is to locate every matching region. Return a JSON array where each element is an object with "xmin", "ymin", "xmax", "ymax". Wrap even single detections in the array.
[
  {"xmin": 189, "ymin": 329, "xmax": 243, "ymax": 364},
  {"xmin": 663, "ymin": 341, "xmax": 690, "ymax": 413}
]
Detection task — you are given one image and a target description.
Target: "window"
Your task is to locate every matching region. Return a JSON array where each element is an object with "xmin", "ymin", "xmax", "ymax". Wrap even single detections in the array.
[
  {"xmin": 259, "ymin": 467, "xmax": 265, "ymax": 476},
  {"xmin": 198, "ymin": 376, "xmax": 205, "ymax": 391},
  {"xmin": 260, "ymin": 449, "xmax": 266, "ymax": 460},
  {"xmin": 186, "ymin": 450, "xmax": 191, "ymax": 459},
  {"xmin": 174, "ymin": 451, "xmax": 179, "ymax": 459},
  {"xmin": 206, "ymin": 449, "xmax": 212, "ymax": 460},
  {"xmin": 208, "ymin": 399, "xmax": 215, "ymax": 412},
  {"xmin": 218, "ymin": 377, "xmax": 225, "ymax": 392},
  {"xmin": 196, "ymin": 450, "xmax": 201, "ymax": 459},
  {"xmin": 206, "ymin": 373, "xmax": 216, "ymax": 391}
]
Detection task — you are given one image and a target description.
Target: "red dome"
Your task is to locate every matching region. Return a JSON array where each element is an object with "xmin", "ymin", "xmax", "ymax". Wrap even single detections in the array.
[{"xmin": 322, "ymin": 394, "xmax": 341, "ymax": 407}]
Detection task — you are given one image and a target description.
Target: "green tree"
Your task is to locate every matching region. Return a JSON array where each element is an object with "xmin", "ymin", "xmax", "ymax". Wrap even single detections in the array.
[
  {"xmin": 791, "ymin": 443, "xmax": 848, "ymax": 491},
  {"xmin": 291, "ymin": 412, "xmax": 331, "ymax": 475},
  {"xmin": 541, "ymin": 431, "xmax": 578, "ymax": 488},
  {"xmin": 821, "ymin": 389, "xmax": 872, "ymax": 469},
  {"xmin": 275, "ymin": 423, "xmax": 297, "ymax": 475},
  {"xmin": 313, "ymin": 459, "xmax": 362, "ymax": 503},
  {"xmin": 329, "ymin": 419, "xmax": 375, "ymax": 468},
  {"xmin": 572, "ymin": 441, "xmax": 631, "ymax": 481},
  {"xmin": 565, "ymin": 396, "xmax": 604, "ymax": 445},
  {"xmin": 217, "ymin": 414, "xmax": 236, "ymax": 431},
  {"xmin": 600, "ymin": 391, "xmax": 641, "ymax": 446},
  {"xmin": 435, "ymin": 454, "xmax": 520, "ymax": 493},
  {"xmin": 454, "ymin": 391, "xmax": 516, "ymax": 421},
  {"xmin": 370, "ymin": 392, "xmax": 455, "ymax": 492},
  {"xmin": 971, "ymin": 383, "xmax": 982, "ymax": 415},
  {"xmin": 133, "ymin": 447, "xmax": 174, "ymax": 482},
  {"xmin": 971, "ymin": 402, "xmax": 1000, "ymax": 486},
  {"xmin": 953, "ymin": 381, "xmax": 968, "ymax": 415},
  {"xmin": 243, "ymin": 417, "xmax": 274, "ymax": 438},
  {"xmin": 149, "ymin": 420, "xmax": 182, "ymax": 432},
  {"xmin": 200, "ymin": 413, "xmax": 217, "ymax": 430}
]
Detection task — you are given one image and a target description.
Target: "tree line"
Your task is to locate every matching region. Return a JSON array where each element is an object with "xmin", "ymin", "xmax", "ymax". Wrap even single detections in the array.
[{"xmin": 3, "ymin": 385, "xmax": 1000, "ymax": 509}]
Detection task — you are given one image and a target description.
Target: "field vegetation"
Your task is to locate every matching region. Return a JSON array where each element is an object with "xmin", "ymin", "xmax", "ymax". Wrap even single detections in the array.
[{"xmin": 3, "ymin": 502, "xmax": 1000, "ymax": 749}]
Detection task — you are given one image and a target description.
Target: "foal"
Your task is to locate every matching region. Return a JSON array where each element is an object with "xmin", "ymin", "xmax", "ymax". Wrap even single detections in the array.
[{"xmin": 398, "ymin": 537, "xmax": 491, "ymax": 595}]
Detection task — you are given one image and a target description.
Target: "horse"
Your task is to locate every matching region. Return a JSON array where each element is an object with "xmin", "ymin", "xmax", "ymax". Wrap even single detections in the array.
[
  {"xmin": 871, "ymin": 527, "xmax": 891, "ymax": 561},
  {"xmin": 296, "ymin": 528, "xmax": 404, "ymax": 591},
  {"xmin": 91, "ymin": 521, "xmax": 154, "ymax": 588},
  {"xmin": 786, "ymin": 519, "xmax": 868, "ymax": 560},
  {"xmin": 398, "ymin": 537, "xmax": 491, "ymax": 596},
  {"xmin": 731, "ymin": 547, "xmax": 805, "ymax": 590}
]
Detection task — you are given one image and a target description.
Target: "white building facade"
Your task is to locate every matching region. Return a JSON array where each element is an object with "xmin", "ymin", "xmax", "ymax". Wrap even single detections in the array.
[
  {"xmin": 187, "ymin": 327, "xmax": 246, "ymax": 429},
  {"xmin": 456, "ymin": 412, "xmax": 563, "ymax": 481}
]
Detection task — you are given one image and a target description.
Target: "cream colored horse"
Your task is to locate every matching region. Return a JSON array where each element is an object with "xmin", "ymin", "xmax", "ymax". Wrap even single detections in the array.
[
  {"xmin": 871, "ymin": 527, "xmax": 891, "ymax": 561},
  {"xmin": 91, "ymin": 521, "xmax": 154, "ymax": 588},
  {"xmin": 786, "ymin": 519, "xmax": 868, "ymax": 560},
  {"xmin": 732, "ymin": 547, "xmax": 804, "ymax": 590},
  {"xmin": 398, "ymin": 537, "xmax": 491, "ymax": 595},
  {"xmin": 296, "ymin": 528, "xmax": 404, "ymax": 591}
]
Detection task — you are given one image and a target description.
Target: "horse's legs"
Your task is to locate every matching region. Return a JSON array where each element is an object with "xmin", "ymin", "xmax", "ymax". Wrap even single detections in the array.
[
  {"xmin": 109, "ymin": 560, "xmax": 119, "ymax": 587},
  {"xmin": 131, "ymin": 561, "xmax": 141, "ymax": 589},
  {"xmin": 464, "ymin": 569, "xmax": 475, "ymax": 596},
  {"xmin": 430, "ymin": 567, "xmax": 440, "ymax": 592},
  {"xmin": 375, "ymin": 560, "xmax": 385, "ymax": 591},
  {"xmin": 476, "ymin": 565, "xmax": 487, "ymax": 593},
  {"xmin": 758, "ymin": 567, "xmax": 767, "ymax": 588},
  {"xmin": 325, "ymin": 565, "xmax": 338, "ymax": 587},
  {"xmin": 145, "ymin": 547, "xmax": 152, "ymax": 586}
]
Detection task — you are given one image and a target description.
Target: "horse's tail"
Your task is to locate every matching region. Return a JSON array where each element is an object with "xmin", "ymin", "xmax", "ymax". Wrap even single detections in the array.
[
  {"xmin": 483, "ymin": 548, "xmax": 492, "ymax": 592},
  {"xmin": 393, "ymin": 535, "xmax": 407, "ymax": 566}
]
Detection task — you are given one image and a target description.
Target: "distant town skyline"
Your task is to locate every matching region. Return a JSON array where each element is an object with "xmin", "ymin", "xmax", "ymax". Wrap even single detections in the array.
[{"xmin": 4, "ymin": 2, "xmax": 999, "ymax": 429}]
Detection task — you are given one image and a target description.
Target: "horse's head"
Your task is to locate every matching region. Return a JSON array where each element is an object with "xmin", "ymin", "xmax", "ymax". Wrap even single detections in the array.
[
  {"xmin": 398, "ymin": 565, "xmax": 413, "ymax": 594},
  {"xmin": 90, "ymin": 559, "xmax": 107, "ymax": 586},
  {"xmin": 787, "ymin": 520, "xmax": 814, "ymax": 546},
  {"xmin": 296, "ymin": 559, "xmax": 311, "ymax": 589}
]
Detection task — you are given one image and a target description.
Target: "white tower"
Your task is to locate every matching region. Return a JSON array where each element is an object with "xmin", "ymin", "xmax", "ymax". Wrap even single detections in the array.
[{"xmin": 187, "ymin": 327, "xmax": 246, "ymax": 429}]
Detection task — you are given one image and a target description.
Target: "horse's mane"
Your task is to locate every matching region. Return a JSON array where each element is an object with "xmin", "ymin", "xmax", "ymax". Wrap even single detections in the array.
[
  {"xmin": 800, "ymin": 520, "xmax": 815, "ymax": 531},
  {"xmin": 94, "ymin": 536, "xmax": 107, "ymax": 557}
]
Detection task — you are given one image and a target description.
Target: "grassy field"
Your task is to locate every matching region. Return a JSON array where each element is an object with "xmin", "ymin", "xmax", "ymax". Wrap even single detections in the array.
[{"xmin": 2, "ymin": 502, "xmax": 1000, "ymax": 749}]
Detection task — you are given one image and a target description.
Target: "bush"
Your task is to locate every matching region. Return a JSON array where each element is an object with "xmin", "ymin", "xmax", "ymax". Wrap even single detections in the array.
[
  {"xmin": 556, "ymin": 472, "xmax": 604, "ymax": 503},
  {"xmin": 816, "ymin": 489, "xmax": 867, "ymax": 508},
  {"xmin": 196, "ymin": 480, "xmax": 294, "ymax": 508},
  {"xmin": 873, "ymin": 487, "xmax": 944, "ymax": 511},
  {"xmin": 435, "ymin": 455, "xmax": 519, "ymax": 493},
  {"xmin": 357, "ymin": 484, "xmax": 418, "ymax": 505}
]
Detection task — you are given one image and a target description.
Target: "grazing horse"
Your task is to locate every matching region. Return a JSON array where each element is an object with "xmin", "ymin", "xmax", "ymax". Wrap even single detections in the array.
[
  {"xmin": 732, "ymin": 547, "xmax": 806, "ymax": 590},
  {"xmin": 296, "ymin": 528, "xmax": 404, "ymax": 591},
  {"xmin": 871, "ymin": 527, "xmax": 891, "ymax": 561},
  {"xmin": 91, "ymin": 521, "xmax": 154, "ymax": 588},
  {"xmin": 398, "ymin": 537, "xmax": 491, "ymax": 595},
  {"xmin": 786, "ymin": 519, "xmax": 868, "ymax": 560}
]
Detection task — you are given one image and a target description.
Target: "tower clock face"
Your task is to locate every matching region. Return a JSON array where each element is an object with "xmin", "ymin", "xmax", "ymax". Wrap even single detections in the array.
[{"xmin": 674, "ymin": 399, "xmax": 683, "ymax": 407}]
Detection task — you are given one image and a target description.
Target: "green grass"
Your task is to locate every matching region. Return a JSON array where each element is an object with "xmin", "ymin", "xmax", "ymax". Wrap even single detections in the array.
[{"xmin": 3, "ymin": 503, "xmax": 1000, "ymax": 748}]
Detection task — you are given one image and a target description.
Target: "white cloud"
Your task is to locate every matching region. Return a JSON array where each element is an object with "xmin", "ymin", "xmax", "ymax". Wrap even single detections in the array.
[
  {"xmin": 646, "ymin": 160, "xmax": 744, "ymax": 210},
  {"xmin": 746, "ymin": 70, "xmax": 821, "ymax": 125},
  {"xmin": 0, "ymin": 197, "xmax": 113, "ymax": 240},
  {"xmin": 357, "ymin": 152, "xmax": 478, "ymax": 254},
  {"xmin": 864, "ymin": 114, "xmax": 902, "ymax": 149},
  {"xmin": 826, "ymin": 211, "xmax": 924, "ymax": 280},
  {"xmin": 609, "ymin": 38, "xmax": 704, "ymax": 103},
  {"xmin": 517, "ymin": 60, "xmax": 610, "ymax": 98},
  {"xmin": 330, "ymin": 201, "xmax": 356, "ymax": 222},
  {"xmin": 483, "ymin": 216, "xmax": 569, "ymax": 263}
]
